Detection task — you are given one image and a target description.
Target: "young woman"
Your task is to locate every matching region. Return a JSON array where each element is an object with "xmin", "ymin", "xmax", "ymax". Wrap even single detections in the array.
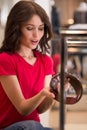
[{"xmin": 0, "ymin": 1, "xmax": 55, "ymax": 130}]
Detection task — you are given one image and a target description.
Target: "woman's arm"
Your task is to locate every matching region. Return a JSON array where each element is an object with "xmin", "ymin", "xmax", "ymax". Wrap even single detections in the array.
[
  {"xmin": 0, "ymin": 75, "xmax": 54, "ymax": 115},
  {"xmin": 37, "ymin": 75, "xmax": 55, "ymax": 114}
]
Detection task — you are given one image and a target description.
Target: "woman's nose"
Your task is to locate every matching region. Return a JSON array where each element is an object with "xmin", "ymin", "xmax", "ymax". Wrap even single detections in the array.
[{"xmin": 33, "ymin": 29, "xmax": 39, "ymax": 37}]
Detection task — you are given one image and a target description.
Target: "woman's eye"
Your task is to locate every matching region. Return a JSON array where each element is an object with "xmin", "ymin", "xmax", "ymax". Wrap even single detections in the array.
[
  {"xmin": 39, "ymin": 27, "xmax": 44, "ymax": 31},
  {"xmin": 26, "ymin": 26, "xmax": 44, "ymax": 31},
  {"xmin": 26, "ymin": 27, "xmax": 33, "ymax": 30}
]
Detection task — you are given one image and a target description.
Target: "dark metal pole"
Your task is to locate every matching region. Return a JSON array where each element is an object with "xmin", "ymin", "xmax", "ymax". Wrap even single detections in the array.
[
  {"xmin": 59, "ymin": 36, "xmax": 66, "ymax": 130},
  {"xmin": 59, "ymin": 29, "xmax": 87, "ymax": 130}
]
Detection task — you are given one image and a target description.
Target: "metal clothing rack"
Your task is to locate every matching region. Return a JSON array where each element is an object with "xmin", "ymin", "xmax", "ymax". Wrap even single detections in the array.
[{"xmin": 59, "ymin": 29, "xmax": 87, "ymax": 130}]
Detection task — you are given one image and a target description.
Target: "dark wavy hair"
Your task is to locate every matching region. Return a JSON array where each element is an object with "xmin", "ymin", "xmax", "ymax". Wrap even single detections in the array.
[{"xmin": 0, "ymin": 1, "xmax": 53, "ymax": 54}]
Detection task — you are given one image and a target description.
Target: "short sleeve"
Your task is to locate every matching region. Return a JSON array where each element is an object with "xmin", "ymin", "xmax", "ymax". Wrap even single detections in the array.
[
  {"xmin": 0, "ymin": 53, "xmax": 16, "ymax": 76},
  {"xmin": 44, "ymin": 54, "xmax": 54, "ymax": 75}
]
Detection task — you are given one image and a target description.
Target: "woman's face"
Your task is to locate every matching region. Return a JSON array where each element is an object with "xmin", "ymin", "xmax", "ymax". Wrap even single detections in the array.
[{"xmin": 20, "ymin": 15, "xmax": 44, "ymax": 50}]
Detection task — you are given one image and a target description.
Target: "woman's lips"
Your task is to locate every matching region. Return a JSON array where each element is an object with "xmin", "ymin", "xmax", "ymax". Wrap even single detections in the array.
[{"xmin": 31, "ymin": 40, "xmax": 38, "ymax": 45}]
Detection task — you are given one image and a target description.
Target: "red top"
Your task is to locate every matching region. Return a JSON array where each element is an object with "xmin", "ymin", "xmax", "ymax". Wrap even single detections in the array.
[{"xmin": 0, "ymin": 51, "xmax": 54, "ymax": 128}]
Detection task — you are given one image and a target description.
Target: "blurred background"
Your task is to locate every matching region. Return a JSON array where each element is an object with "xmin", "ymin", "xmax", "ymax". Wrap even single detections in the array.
[{"xmin": 0, "ymin": 0, "xmax": 87, "ymax": 130}]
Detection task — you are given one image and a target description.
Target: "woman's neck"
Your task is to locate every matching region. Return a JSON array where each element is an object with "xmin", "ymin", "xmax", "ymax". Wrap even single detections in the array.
[{"xmin": 17, "ymin": 48, "xmax": 34, "ymax": 59}]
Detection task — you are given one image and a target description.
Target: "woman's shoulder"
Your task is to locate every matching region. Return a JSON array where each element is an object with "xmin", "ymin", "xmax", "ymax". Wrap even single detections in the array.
[
  {"xmin": 35, "ymin": 51, "xmax": 54, "ymax": 75},
  {"xmin": 0, "ymin": 52, "xmax": 16, "ymax": 64},
  {"xmin": 0, "ymin": 52, "xmax": 17, "ymax": 75},
  {"xmin": 35, "ymin": 51, "xmax": 53, "ymax": 66},
  {"xmin": 0, "ymin": 52, "xmax": 13, "ymax": 60}
]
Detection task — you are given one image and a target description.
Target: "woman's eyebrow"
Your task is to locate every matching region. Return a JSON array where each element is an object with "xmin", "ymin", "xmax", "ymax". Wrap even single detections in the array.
[{"xmin": 25, "ymin": 23, "xmax": 44, "ymax": 27}]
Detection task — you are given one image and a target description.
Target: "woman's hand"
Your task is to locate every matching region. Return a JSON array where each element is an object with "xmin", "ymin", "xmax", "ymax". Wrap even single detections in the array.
[
  {"xmin": 37, "ymin": 87, "xmax": 55, "ymax": 114},
  {"xmin": 57, "ymin": 78, "xmax": 70, "ymax": 92},
  {"xmin": 41, "ymin": 87, "xmax": 55, "ymax": 98},
  {"xmin": 50, "ymin": 74, "xmax": 70, "ymax": 93}
]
